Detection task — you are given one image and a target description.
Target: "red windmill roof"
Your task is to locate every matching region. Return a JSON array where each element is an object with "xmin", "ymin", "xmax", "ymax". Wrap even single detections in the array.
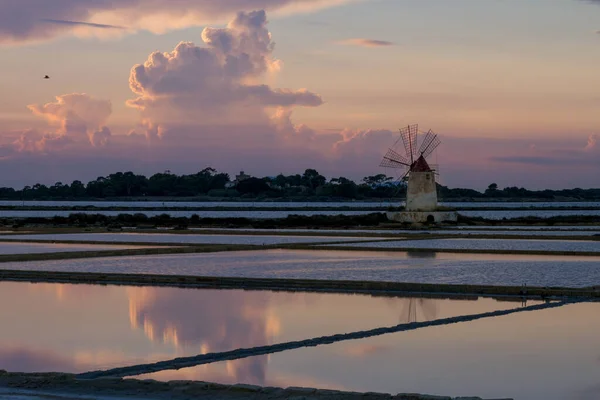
[{"xmin": 411, "ymin": 155, "xmax": 432, "ymax": 172}]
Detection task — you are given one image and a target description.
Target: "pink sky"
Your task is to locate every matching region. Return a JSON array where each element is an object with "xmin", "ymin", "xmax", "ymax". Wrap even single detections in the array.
[{"xmin": 0, "ymin": 0, "xmax": 599, "ymax": 190}]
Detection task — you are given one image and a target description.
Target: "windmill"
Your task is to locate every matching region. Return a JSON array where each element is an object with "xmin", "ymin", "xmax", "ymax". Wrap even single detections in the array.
[
  {"xmin": 400, "ymin": 298, "xmax": 438, "ymax": 324},
  {"xmin": 380, "ymin": 124, "xmax": 441, "ymax": 212},
  {"xmin": 383, "ymin": 297, "xmax": 438, "ymax": 324}
]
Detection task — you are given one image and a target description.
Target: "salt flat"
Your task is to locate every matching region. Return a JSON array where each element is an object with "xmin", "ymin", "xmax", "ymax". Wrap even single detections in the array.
[
  {"xmin": 134, "ymin": 301, "xmax": 599, "ymax": 400},
  {"xmin": 0, "ymin": 242, "xmax": 155, "ymax": 255},
  {"xmin": 0, "ymin": 233, "xmax": 383, "ymax": 245},
  {"xmin": 1, "ymin": 249, "xmax": 599, "ymax": 287},
  {"xmin": 322, "ymin": 238, "xmax": 600, "ymax": 253},
  {"xmin": 0, "ymin": 281, "xmax": 522, "ymax": 373}
]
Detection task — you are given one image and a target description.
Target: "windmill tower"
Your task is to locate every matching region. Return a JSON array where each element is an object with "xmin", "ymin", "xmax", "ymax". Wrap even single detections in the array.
[{"xmin": 380, "ymin": 124, "xmax": 457, "ymax": 223}]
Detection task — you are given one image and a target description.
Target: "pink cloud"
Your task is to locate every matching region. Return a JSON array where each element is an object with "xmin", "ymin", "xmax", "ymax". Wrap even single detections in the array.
[
  {"xmin": 1, "ymin": 9, "xmax": 598, "ymax": 190},
  {"xmin": 126, "ymin": 10, "xmax": 323, "ymax": 140},
  {"xmin": 0, "ymin": 0, "xmax": 353, "ymax": 45},
  {"xmin": 26, "ymin": 93, "xmax": 112, "ymax": 148},
  {"xmin": 15, "ymin": 130, "xmax": 74, "ymax": 153},
  {"xmin": 585, "ymin": 134, "xmax": 597, "ymax": 151},
  {"xmin": 335, "ymin": 38, "xmax": 394, "ymax": 47}
]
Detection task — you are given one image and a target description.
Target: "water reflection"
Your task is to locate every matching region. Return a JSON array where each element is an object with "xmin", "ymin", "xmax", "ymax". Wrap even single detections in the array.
[
  {"xmin": 406, "ymin": 251, "xmax": 437, "ymax": 259},
  {"xmin": 0, "ymin": 281, "xmax": 537, "ymax": 383},
  {"xmin": 0, "ymin": 347, "xmax": 77, "ymax": 372},
  {"xmin": 126, "ymin": 287, "xmax": 301, "ymax": 382},
  {"xmin": 139, "ymin": 301, "xmax": 599, "ymax": 400},
  {"xmin": 399, "ymin": 298, "xmax": 437, "ymax": 323}
]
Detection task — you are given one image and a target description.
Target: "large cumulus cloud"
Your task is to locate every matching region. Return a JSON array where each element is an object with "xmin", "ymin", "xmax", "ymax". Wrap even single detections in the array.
[
  {"xmin": 0, "ymin": 0, "xmax": 355, "ymax": 45},
  {"xmin": 126, "ymin": 10, "xmax": 323, "ymax": 140},
  {"xmin": 0, "ymin": 93, "xmax": 113, "ymax": 156},
  {"xmin": 25, "ymin": 93, "xmax": 112, "ymax": 149}
]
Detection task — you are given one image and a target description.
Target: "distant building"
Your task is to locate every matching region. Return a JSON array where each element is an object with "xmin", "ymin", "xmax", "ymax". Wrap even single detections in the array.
[
  {"xmin": 235, "ymin": 171, "xmax": 251, "ymax": 182},
  {"xmin": 226, "ymin": 171, "xmax": 252, "ymax": 188}
]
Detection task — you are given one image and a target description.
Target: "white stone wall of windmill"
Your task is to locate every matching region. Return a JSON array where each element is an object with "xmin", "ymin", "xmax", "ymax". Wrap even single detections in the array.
[{"xmin": 380, "ymin": 124, "xmax": 458, "ymax": 224}]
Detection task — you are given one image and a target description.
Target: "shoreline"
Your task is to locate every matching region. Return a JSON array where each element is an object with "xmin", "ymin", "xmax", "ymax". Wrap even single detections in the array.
[
  {"xmin": 0, "ymin": 270, "xmax": 597, "ymax": 299},
  {"xmin": 0, "ymin": 371, "xmax": 510, "ymax": 400},
  {"xmin": 2, "ymin": 205, "xmax": 600, "ymax": 211}
]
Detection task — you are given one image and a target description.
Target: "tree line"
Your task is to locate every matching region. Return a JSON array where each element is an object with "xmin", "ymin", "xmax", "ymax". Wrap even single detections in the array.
[{"xmin": 0, "ymin": 168, "xmax": 598, "ymax": 200}]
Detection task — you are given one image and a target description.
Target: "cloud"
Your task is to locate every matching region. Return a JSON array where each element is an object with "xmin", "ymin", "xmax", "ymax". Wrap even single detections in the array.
[
  {"xmin": 344, "ymin": 344, "xmax": 392, "ymax": 357},
  {"xmin": 15, "ymin": 130, "xmax": 74, "ymax": 153},
  {"xmin": 0, "ymin": 347, "xmax": 80, "ymax": 373},
  {"xmin": 585, "ymin": 134, "xmax": 597, "ymax": 151},
  {"xmin": 26, "ymin": 93, "xmax": 112, "ymax": 148},
  {"xmin": 0, "ymin": 0, "xmax": 356, "ymax": 45},
  {"xmin": 126, "ymin": 10, "xmax": 323, "ymax": 139},
  {"xmin": 127, "ymin": 286, "xmax": 292, "ymax": 384},
  {"xmin": 490, "ymin": 156, "xmax": 564, "ymax": 166},
  {"xmin": 335, "ymin": 38, "xmax": 394, "ymax": 47},
  {"xmin": 39, "ymin": 19, "xmax": 125, "ymax": 30}
]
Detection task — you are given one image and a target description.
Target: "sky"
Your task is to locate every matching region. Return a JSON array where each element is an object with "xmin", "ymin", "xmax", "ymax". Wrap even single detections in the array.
[{"xmin": 0, "ymin": 0, "xmax": 599, "ymax": 190}]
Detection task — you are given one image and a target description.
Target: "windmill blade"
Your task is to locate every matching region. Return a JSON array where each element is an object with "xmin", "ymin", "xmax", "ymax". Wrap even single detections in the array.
[
  {"xmin": 380, "ymin": 148, "xmax": 410, "ymax": 167},
  {"xmin": 418, "ymin": 299, "xmax": 438, "ymax": 321},
  {"xmin": 421, "ymin": 133, "xmax": 441, "ymax": 159},
  {"xmin": 400, "ymin": 298, "xmax": 417, "ymax": 323},
  {"xmin": 399, "ymin": 124, "xmax": 418, "ymax": 163},
  {"xmin": 418, "ymin": 129, "xmax": 436, "ymax": 155},
  {"xmin": 380, "ymin": 158, "xmax": 408, "ymax": 169}
]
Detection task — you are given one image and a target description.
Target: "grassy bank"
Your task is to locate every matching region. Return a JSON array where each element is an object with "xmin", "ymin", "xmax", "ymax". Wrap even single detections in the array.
[{"xmin": 2, "ymin": 212, "xmax": 600, "ymax": 230}]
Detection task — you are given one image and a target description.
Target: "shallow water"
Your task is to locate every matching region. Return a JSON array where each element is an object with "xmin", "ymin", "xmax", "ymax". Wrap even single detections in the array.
[
  {"xmin": 0, "ymin": 233, "xmax": 379, "ymax": 245},
  {"xmin": 454, "ymin": 225, "xmax": 600, "ymax": 230},
  {"xmin": 193, "ymin": 227, "xmax": 600, "ymax": 236},
  {"xmin": 1, "ymin": 249, "xmax": 599, "ymax": 287},
  {"xmin": 324, "ymin": 238, "xmax": 600, "ymax": 253},
  {"xmin": 0, "ymin": 242, "xmax": 153, "ymax": 255},
  {"xmin": 136, "ymin": 301, "xmax": 600, "ymax": 400},
  {"xmin": 1, "ymin": 209, "xmax": 600, "ymax": 219},
  {"xmin": 1, "ymin": 200, "xmax": 599, "ymax": 208},
  {"xmin": 0, "ymin": 281, "xmax": 523, "ymax": 374},
  {"xmin": 460, "ymin": 209, "xmax": 600, "ymax": 219}
]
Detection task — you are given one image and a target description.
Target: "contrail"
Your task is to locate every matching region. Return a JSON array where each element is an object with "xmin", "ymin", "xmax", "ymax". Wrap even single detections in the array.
[{"xmin": 40, "ymin": 19, "xmax": 126, "ymax": 30}]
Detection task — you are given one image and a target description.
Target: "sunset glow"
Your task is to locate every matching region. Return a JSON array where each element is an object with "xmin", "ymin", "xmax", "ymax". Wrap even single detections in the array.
[{"xmin": 0, "ymin": 0, "xmax": 599, "ymax": 189}]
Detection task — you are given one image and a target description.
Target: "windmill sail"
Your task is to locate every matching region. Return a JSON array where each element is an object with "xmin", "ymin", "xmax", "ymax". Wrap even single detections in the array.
[
  {"xmin": 418, "ymin": 130, "xmax": 441, "ymax": 159},
  {"xmin": 379, "ymin": 148, "xmax": 410, "ymax": 169},
  {"xmin": 400, "ymin": 124, "xmax": 418, "ymax": 163}
]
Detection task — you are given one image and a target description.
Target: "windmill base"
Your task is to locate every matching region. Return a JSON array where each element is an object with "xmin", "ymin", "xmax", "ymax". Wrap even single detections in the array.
[{"xmin": 386, "ymin": 211, "xmax": 458, "ymax": 224}]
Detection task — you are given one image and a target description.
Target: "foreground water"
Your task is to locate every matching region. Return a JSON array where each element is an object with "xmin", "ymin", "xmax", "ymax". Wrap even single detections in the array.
[
  {"xmin": 2, "ymin": 209, "xmax": 600, "ymax": 219},
  {"xmin": 2, "ymin": 249, "xmax": 599, "ymax": 287},
  {"xmin": 194, "ymin": 227, "xmax": 600, "ymax": 236},
  {"xmin": 136, "ymin": 301, "xmax": 600, "ymax": 400},
  {"xmin": 324, "ymin": 238, "xmax": 600, "ymax": 253},
  {"xmin": 0, "ymin": 233, "xmax": 382, "ymax": 245},
  {"xmin": 0, "ymin": 242, "xmax": 154, "ymax": 255},
  {"xmin": 0, "ymin": 281, "xmax": 524, "ymax": 374},
  {"xmin": 2, "ymin": 200, "xmax": 599, "ymax": 208}
]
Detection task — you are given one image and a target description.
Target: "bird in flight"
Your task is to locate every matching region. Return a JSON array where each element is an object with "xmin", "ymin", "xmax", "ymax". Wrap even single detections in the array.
[{"xmin": 44, "ymin": 75, "xmax": 50, "ymax": 79}]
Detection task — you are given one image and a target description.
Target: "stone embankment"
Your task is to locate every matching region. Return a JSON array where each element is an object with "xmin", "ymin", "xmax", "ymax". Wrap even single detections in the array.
[
  {"xmin": 1, "ymin": 269, "xmax": 598, "ymax": 299},
  {"xmin": 0, "ymin": 371, "xmax": 512, "ymax": 400}
]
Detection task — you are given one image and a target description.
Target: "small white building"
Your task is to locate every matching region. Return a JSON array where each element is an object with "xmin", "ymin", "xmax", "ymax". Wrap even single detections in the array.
[
  {"xmin": 405, "ymin": 155, "xmax": 438, "ymax": 212},
  {"xmin": 382, "ymin": 133, "xmax": 458, "ymax": 224}
]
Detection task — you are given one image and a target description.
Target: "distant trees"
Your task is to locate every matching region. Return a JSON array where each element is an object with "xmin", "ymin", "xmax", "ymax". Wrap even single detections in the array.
[
  {"xmin": 0, "ymin": 169, "xmax": 598, "ymax": 200},
  {"xmin": 236, "ymin": 177, "xmax": 270, "ymax": 196},
  {"xmin": 1, "ymin": 168, "xmax": 231, "ymax": 200}
]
